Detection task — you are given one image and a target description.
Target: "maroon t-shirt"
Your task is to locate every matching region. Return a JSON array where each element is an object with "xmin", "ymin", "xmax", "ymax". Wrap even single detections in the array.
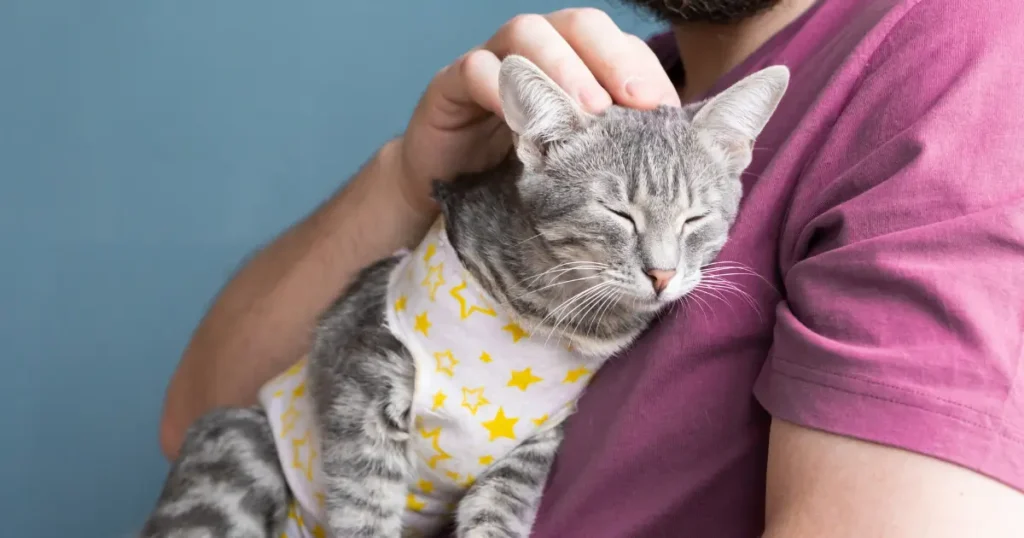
[{"xmin": 527, "ymin": 1, "xmax": 1024, "ymax": 536}]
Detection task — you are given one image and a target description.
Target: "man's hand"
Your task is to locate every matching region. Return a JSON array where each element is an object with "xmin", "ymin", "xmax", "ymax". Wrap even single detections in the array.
[
  {"xmin": 159, "ymin": 8, "xmax": 680, "ymax": 460},
  {"xmin": 395, "ymin": 8, "xmax": 681, "ymax": 212},
  {"xmin": 764, "ymin": 420, "xmax": 1024, "ymax": 537}
]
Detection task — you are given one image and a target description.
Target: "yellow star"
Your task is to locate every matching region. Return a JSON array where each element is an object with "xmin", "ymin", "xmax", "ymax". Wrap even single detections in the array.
[
  {"xmin": 431, "ymin": 389, "xmax": 447, "ymax": 411},
  {"xmin": 507, "ymin": 368, "xmax": 543, "ymax": 391},
  {"xmin": 414, "ymin": 311, "xmax": 431, "ymax": 337},
  {"xmin": 479, "ymin": 351, "xmax": 492, "ymax": 363},
  {"xmin": 406, "ymin": 493, "xmax": 426, "ymax": 512},
  {"xmin": 449, "ymin": 281, "xmax": 497, "ymax": 320},
  {"xmin": 532, "ymin": 414, "xmax": 549, "ymax": 427},
  {"xmin": 481, "ymin": 407, "xmax": 519, "ymax": 441},
  {"xmin": 417, "ymin": 479, "xmax": 435, "ymax": 494},
  {"xmin": 463, "ymin": 474, "xmax": 476, "ymax": 487},
  {"xmin": 422, "ymin": 243, "xmax": 437, "ymax": 264},
  {"xmin": 292, "ymin": 381, "xmax": 306, "ymax": 398},
  {"xmin": 417, "ymin": 423, "xmax": 451, "ymax": 469},
  {"xmin": 311, "ymin": 526, "xmax": 326, "ymax": 538},
  {"xmin": 502, "ymin": 322, "xmax": 530, "ymax": 343},
  {"xmin": 563, "ymin": 367, "xmax": 592, "ymax": 384},
  {"xmin": 291, "ymin": 429, "xmax": 317, "ymax": 481},
  {"xmin": 394, "ymin": 295, "xmax": 408, "ymax": 312},
  {"xmin": 271, "ymin": 389, "xmax": 284, "ymax": 398},
  {"xmin": 281, "ymin": 359, "xmax": 305, "ymax": 378},
  {"xmin": 279, "ymin": 402, "xmax": 300, "ymax": 439},
  {"xmin": 421, "ymin": 263, "xmax": 446, "ymax": 301},
  {"xmin": 478, "ymin": 455, "xmax": 495, "ymax": 465},
  {"xmin": 434, "ymin": 350, "xmax": 458, "ymax": 377},
  {"xmin": 461, "ymin": 387, "xmax": 490, "ymax": 415},
  {"xmin": 445, "ymin": 470, "xmax": 461, "ymax": 482},
  {"xmin": 287, "ymin": 501, "xmax": 304, "ymax": 527}
]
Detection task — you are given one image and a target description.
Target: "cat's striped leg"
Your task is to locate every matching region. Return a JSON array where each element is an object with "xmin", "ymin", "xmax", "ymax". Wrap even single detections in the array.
[
  {"xmin": 139, "ymin": 407, "xmax": 290, "ymax": 538},
  {"xmin": 316, "ymin": 355, "xmax": 415, "ymax": 538},
  {"xmin": 455, "ymin": 423, "xmax": 564, "ymax": 538}
]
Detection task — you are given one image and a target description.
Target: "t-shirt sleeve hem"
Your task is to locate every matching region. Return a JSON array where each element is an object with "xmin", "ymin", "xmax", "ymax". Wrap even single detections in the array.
[{"xmin": 753, "ymin": 357, "xmax": 1024, "ymax": 493}]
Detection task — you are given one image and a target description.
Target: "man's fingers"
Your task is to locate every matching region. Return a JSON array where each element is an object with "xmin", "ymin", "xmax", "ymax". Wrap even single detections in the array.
[
  {"xmin": 484, "ymin": 13, "xmax": 613, "ymax": 113},
  {"xmin": 431, "ymin": 8, "xmax": 680, "ymax": 126},
  {"xmin": 547, "ymin": 9, "xmax": 680, "ymax": 109}
]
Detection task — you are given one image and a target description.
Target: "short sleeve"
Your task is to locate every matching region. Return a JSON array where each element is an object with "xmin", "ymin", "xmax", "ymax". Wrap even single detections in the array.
[{"xmin": 753, "ymin": 1, "xmax": 1024, "ymax": 491}]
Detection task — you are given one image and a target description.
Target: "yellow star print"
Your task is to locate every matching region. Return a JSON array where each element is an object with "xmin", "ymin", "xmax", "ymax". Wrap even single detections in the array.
[
  {"xmin": 422, "ymin": 243, "xmax": 437, "ymax": 264},
  {"xmin": 532, "ymin": 414, "xmax": 549, "ymax": 426},
  {"xmin": 563, "ymin": 366, "xmax": 592, "ymax": 384},
  {"xmin": 291, "ymin": 429, "xmax": 317, "ymax": 481},
  {"xmin": 445, "ymin": 470, "xmax": 461, "ymax": 482},
  {"xmin": 281, "ymin": 359, "xmax": 305, "ymax": 379},
  {"xmin": 421, "ymin": 263, "xmax": 445, "ymax": 301},
  {"xmin": 507, "ymin": 367, "xmax": 543, "ymax": 391},
  {"xmin": 414, "ymin": 312, "xmax": 431, "ymax": 337},
  {"xmin": 311, "ymin": 525, "xmax": 326, "ymax": 538},
  {"xmin": 481, "ymin": 407, "xmax": 519, "ymax": 441},
  {"xmin": 417, "ymin": 479, "xmax": 435, "ymax": 494},
  {"xmin": 502, "ymin": 322, "xmax": 530, "ymax": 343},
  {"xmin": 479, "ymin": 351, "xmax": 492, "ymax": 363},
  {"xmin": 287, "ymin": 501, "xmax": 304, "ymax": 527},
  {"xmin": 279, "ymin": 402, "xmax": 300, "ymax": 439},
  {"xmin": 434, "ymin": 350, "xmax": 459, "ymax": 377},
  {"xmin": 394, "ymin": 295, "xmax": 408, "ymax": 312},
  {"xmin": 431, "ymin": 390, "xmax": 447, "ymax": 411},
  {"xmin": 461, "ymin": 387, "xmax": 490, "ymax": 415},
  {"xmin": 479, "ymin": 455, "xmax": 495, "ymax": 465},
  {"xmin": 450, "ymin": 281, "xmax": 497, "ymax": 320},
  {"xmin": 417, "ymin": 421, "xmax": 452, "ymax": 469},
  {"xmin": 406, "ymin": 493, "xmax": 426, "ymax": 512}
]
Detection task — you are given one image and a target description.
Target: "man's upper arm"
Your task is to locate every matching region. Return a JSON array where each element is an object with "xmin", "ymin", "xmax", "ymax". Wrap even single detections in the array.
[
  {"xmin": 763, "ymin": 420, "xmax": 1024, "ymax": 538},
  {"xmin": 754, "ymin": 1, "xmax": 1024, "ymax": 534}
]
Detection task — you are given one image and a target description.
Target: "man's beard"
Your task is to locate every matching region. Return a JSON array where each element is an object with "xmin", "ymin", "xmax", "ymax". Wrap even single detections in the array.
[{"xmin": 621, "ymin": 0, "xmax": 782, "ymax": 23}]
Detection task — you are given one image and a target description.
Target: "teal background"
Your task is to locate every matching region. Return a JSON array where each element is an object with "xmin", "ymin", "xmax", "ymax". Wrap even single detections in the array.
[{"xmin": 0, "ymin": 1, "xmax": 659, "ymax": 536}]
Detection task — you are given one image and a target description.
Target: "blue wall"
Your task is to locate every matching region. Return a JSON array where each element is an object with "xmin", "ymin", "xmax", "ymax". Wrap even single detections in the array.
[{"xmin": 0, "ymin": 2, "xmax": 659, "ymax": 536}]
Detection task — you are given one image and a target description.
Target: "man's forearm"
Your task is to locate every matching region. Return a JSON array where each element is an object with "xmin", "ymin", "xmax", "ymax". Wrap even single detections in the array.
[{"xmin": 159, "ymin": 138, "xmax": 436, "ymax": 459}]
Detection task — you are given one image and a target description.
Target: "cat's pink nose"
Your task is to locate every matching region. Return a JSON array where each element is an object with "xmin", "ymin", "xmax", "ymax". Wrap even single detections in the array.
[{"xmin": 645, "ymin": 269, "xmax": 676, "ymax": 294}]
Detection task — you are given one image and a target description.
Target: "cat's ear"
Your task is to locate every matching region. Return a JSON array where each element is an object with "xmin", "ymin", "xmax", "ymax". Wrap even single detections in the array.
[
  {"xmin": 691, "ymin": 65, "xmax": 790, "ymax": 175},
  {"xmin": 499, "ymin": 55, "xmax": 591, "ymax": 169}
]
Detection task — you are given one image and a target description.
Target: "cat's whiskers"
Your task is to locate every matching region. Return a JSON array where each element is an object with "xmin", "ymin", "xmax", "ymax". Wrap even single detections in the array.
[
  {"xmin": 568, "ymin": 285, "xmax": 616, "ymax": 343},
  {"xmin": 548, "ymin": 282, "xmax": 615, "ymax": 345},
  {"xmin": 588, "ymin": 286, "xmax": 623, "ymax": 338},
  {"xmin": 515, "ymin": 261, "xmax": 607, "ymax": 291},
  {"xmin": 699, "ymin": 275, "xmax": 759, "ymax": 310},
  {"xmin": 510, "ymin": 273, "xmax": 603, "ymax": 302},
  {"xmin": 540, "ymin": 281, "xmax": 614, "ymax": 346}
]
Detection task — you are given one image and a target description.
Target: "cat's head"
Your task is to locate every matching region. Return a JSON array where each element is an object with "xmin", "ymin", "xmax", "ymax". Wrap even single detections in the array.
[
  {"xmin": 436, "ymin": 56, "xmax": 788, "ymax": 354},
  {"xmin": 500, "ymin": 55, "xmax": 787, "ymax": 303}
]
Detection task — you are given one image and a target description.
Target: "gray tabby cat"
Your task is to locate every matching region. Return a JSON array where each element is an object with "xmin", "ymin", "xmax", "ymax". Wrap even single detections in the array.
[{"xmin": 139, "ymin": 55, "xmax": 788, "ymax": 538}]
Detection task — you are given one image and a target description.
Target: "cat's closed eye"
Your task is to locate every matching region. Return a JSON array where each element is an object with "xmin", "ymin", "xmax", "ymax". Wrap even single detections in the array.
[
  {"xmin": 602, "ymin": 205, "xmax": 638, "ymax": 232},
  {"xmin": 679, "ymin": 213, "xmax": 709, "ymax": 234}
]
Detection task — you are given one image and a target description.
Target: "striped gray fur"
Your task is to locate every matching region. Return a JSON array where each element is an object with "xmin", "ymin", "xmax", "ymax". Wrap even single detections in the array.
[
  {"xmin": 140, "ymin": 56, "xmax": 788, "ymax": 538},
  {"xmin": 139, "ymin": 408, "xmax": 290, "ymax": 538}
]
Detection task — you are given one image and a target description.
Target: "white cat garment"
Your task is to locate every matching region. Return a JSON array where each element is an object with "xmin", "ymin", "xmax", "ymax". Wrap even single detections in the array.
[{"xmin": 258, "ymin": 219, "xmax": 594, "ymax": 538}]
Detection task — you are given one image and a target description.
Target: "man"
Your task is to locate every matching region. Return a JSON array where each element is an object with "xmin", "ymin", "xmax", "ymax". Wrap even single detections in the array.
[{"xmin": 159, "ymin": 0, "xmax": 1024, "ymax": 536}]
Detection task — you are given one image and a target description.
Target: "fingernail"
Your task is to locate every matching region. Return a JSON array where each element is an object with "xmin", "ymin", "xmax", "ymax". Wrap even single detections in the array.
[
  {"xmin": 624, "ymin": 77, "xmax": 657, "ymax": 103},
  {"xmin": 578, "ymin": 87, "xmax": 611, "ymax": 113}
]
